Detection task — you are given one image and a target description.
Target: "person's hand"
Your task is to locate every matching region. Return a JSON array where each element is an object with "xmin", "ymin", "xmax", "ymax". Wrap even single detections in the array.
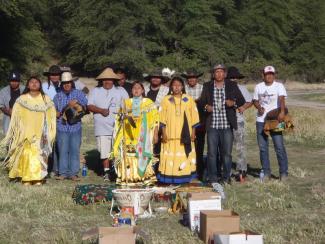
[
  {"xmin": 101, "ymin": 108, "xmax": 110, "ymax": 117},
  {"xmin": 258, "ymin": 107, "xmax": 265, "ymax": 116},
  {"xmin": 162, "ymin": 132, "xmax": 168, "ymax": 143},
  {"xmin": 56, "ymin": 111, "xmax": 61, "ymax": 118},
  {"xmin": 278, "ymin": 111, "xmax": 285, "ymax": 122},
  {"xmin": 191, "ymin": 133, "xmax": 196, "ymax": 142},
  {"xmin": 205, "ymin": 105, "xmax": 213, "ymax": 113},
  {"xmin": 7, "ymin": 108, "xmax": 12, "ymax": 116},
  {"xmin": 69, "ymin": 99, "xmax": 78, "ymax": 107},
  {"xmin": 238, "ymin": 106, "xmax": 245, "ymax": 113},
  {"xmin": 225, "ymin": 99, "xmax": 235, "ymax": 107}
]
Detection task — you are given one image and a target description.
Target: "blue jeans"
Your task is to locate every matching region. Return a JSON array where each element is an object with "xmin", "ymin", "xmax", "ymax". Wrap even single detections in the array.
[
  {"xmin": 207, "ymin": 128, "xmax": 233, "ymax": 182},
  {"xmin": 57, "ymin": 129, "xmax": 82, "ymax": 177},
  {"xmin": 256, "ymin": 122, "xmax": 288, "ymax": 176}
]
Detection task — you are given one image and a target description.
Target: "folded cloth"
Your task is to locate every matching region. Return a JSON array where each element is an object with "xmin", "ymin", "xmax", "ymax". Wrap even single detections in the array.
[
  {"xmin": 264, "ymin": 111, "xmax": 294, "ymax": 136},
  {"xmin": 62, "ymin": 102, "xmax": 86, "ymax": 125},
  {"xmin": 265, "ymin": 107, "xmax": 289, "ymax": 120}
]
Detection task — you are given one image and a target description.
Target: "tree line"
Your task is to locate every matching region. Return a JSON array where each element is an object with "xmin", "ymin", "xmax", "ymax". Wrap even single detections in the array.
[{"xmin": 1, "ymin": 0, "xmax": 325, "ymax": 85}]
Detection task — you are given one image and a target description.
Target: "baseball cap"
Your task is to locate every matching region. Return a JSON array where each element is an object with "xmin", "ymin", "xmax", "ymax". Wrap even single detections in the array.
[
  {"xmin": 8, "ymin": 70, "xmax": 21, "ymax": 82},
  {"xmin": 263, "ymin": 65, "xmax": 276, "ymax": 74}
]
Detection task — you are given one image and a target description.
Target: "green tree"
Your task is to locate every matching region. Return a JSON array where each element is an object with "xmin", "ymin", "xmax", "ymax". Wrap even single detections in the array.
[{"xmin": 0, "ymin": 0, "xmax": 50, "ymax": 85}]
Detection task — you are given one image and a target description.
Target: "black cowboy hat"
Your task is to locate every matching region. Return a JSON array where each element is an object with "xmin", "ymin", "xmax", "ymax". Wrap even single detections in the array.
[
  {"xmin": 181, "ymin": 68, "xmax": 203, "ymax": 79},
  {"xmin": 226, "ymin": 66, "xmax": 245, "ymax": 79},
  {"xmin": 43, "ymin": 65, "xmax": 62, "ymax": 76},
  {"xmin": 143, "ymin": 68, "xmax": 169, "ymax": 82}
]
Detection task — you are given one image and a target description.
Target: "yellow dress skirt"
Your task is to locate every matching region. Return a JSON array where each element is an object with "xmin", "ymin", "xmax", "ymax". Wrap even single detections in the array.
[
  {"xmin": 157, "ymin": 95, "xmax": 200, "ymax": 184},
  {"xmin": 1, "ymin": 94, "xmax": 56, "ymax": 182}
]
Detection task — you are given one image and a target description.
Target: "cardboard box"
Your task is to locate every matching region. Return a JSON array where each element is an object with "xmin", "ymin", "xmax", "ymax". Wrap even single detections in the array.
[
  {"xmin": 214, "ymin": 231, "xmax": 263, "ymax": 244},
  {"xmin": 188, "ymin": 192, "xmax": 222, "ymax": 232},
  {"xmin": 82, "ymin": 226, "xmax": 139, "ymax": 244},
  {"xmin": 200, "ymin": 210, "xmax": 240, "ymax": 244}
]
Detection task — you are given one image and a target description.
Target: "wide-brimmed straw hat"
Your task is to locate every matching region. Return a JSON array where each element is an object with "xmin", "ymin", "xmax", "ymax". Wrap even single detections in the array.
[
  {"xmin": 96, "ymin": 68, "xmax": 121, "ymax": 81},
  {"xmin": 226, "ymin": 66, "xmax": 245, "ymax": 79},
  {"xmin": 181, "ymin": 68, "xmax": 203, "ymax": 79},
  {"xmin": 143, "ymin": 68, "xmax": 169, "ymax": 82},
  {"xmin": 43, "ymin": 65, "xmax": 62, "ymax": 76}
]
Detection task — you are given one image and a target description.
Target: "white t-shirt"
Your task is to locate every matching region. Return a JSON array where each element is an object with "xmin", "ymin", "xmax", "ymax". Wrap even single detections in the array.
[
  {"xmin": 253, "ymin": 81, "xmax": 287, "ymax": 123},
  {"xmin": 88, "ymin": 86, "xmax": 128, "ymax": 136}
]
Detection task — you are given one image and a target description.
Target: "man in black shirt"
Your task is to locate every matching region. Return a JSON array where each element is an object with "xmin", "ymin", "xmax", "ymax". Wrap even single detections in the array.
[{"xmin": 114, "ymin": 67, "xmax": 132, "ymax": 97}]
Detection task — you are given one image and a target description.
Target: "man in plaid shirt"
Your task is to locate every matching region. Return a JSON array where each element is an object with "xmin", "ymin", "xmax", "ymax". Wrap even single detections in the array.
[{"xmin": 199, "ymin": 64, "xmax": 245, "ymax": 184}]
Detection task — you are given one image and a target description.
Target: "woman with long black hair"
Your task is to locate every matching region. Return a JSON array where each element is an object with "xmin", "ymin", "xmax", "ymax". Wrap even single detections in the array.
[
  {"xmin": 0, "ymin": 76, "xmax": 56, "ymax": 185},
  {"xmin": 157, "ymin": 76, "xmax": 200, "ymax": 184}
]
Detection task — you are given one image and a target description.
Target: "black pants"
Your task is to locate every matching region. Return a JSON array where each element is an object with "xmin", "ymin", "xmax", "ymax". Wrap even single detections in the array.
[{"xmin": 195, "ymin": 128, "xmax": 206, "ymax": 180}]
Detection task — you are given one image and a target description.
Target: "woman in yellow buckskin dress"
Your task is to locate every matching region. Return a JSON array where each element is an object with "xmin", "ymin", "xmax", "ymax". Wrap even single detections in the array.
[
  {"xmin": 111, "ymin": 81, "xmax": 159, "ymax": 185},
  {"xmin": 158, "ymin": 76, "xmax": 200, "ymax": 184},
  {"xmin": 0, "ymin": 77, "xmax": 56, "ymax": 185}
]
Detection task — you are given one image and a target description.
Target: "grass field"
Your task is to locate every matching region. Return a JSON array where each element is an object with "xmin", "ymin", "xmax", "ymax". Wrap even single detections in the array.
[
  {"xmin": 295, "ymin": 93, "xmax": 325, "ymax": 103},
  {"xmin": 0, "ymin": 89, "xmax": 325, "ymax": 243}
]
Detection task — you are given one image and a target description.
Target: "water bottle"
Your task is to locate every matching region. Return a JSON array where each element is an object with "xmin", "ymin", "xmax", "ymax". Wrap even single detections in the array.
[
  {"xmin": 82, "ymin": 164, "xmax": 87, "ymax": 177},
  {"xmin": 259, "ymin": 169, "xmax": 264, "ymax": 182}
]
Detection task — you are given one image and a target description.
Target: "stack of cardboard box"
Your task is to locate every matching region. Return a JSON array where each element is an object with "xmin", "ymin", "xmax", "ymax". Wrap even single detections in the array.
[{"xmin": 187, "ymin": 192, "xmax": 263, "ymax": 244}]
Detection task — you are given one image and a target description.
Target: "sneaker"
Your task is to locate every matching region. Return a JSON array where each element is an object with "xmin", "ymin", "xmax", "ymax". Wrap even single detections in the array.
[
  {"xmin": 235, "ymin": 170, "xmax": 247, "ymax": 182},
  {"xmin": 103, "ymin": 171, "xmax": 110, "ymax": 181}
]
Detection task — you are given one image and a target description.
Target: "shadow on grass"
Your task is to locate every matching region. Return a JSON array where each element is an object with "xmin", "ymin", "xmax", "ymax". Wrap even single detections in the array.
[
  {"xmin": 232, "ymin": 162, "xmax": 279, "ymax": 179},
  {"xmin": 84, "ymin": 149, "xmax": 103, "ymax": 176}
]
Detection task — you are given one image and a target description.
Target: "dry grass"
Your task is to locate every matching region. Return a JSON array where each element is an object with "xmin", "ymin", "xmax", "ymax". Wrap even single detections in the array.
[
  {"xmin": 245, "ymin": 80, "xmax": 325, "ymax": 92},
  {"xmin": 0, "ymin": 98, "xmax": 325, "ymax": 243}
]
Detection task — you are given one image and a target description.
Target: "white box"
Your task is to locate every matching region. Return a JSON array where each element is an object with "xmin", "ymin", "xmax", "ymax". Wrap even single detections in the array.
[
  {"xmin": 188, "ymin": 192, "xmax": 222, "ymax": 232},
  {"xmin": 214, "ymin": 232, "xmax": 263, "ymax": 244}
]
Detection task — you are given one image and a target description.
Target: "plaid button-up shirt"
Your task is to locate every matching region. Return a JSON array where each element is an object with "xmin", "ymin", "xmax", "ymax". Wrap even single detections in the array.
[
  {"xmin": 54, "ymin": 89, "xmax": 88, "ymax": 132},
  {"xmin": 185, "ymin": 83, "xmax": 203, "ymax": 100},
  {"xmin": 211, "ymin": 83, "xmax": 230, "ymax": 129}
]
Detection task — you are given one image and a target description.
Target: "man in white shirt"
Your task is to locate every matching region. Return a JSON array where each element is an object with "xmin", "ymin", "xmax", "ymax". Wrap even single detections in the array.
[
  {"xmin": 42, "ymin": 65, "xmax": 62, "ymax": 176},
  {"xmin": 42, "ymin": 65, "xmax": 62, "ymax": 100},
  {"xmin": 253, "ymin": 65, "xmax": 289, "ymax": 181},
  {"xmin": 182, "ymin": 69, "xmax": 205, "ymax": 180},
  {"xmin": 87, "ymin": 67, "xmax": 128, "ymax": 181},
  {"xmin": 143, "ymin": 69, "xmax": 169, "ymax": 108},
  {"xmin": 226, "ymin": 67, "xmax": 252, "ymax": 182}
]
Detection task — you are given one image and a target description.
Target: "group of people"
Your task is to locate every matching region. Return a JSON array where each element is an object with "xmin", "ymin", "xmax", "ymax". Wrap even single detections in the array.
[{"xmin": 0, "ymin": 63, "xmax": 289, "ymax": 186}]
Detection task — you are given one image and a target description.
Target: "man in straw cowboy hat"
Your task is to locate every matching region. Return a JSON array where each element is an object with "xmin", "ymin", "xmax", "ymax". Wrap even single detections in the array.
[
  {"xmin": 181, "ymin": 68, "xmax": 205, "ymax": 180},
  {"xmin": 226, "ymin": 66, "xmax": 252, "ymax": 182},
  {"xmin": 53, "ymin": 71, "xmax": 88, "ymax": 181},
  {"xmin": 253, "ymin": 65, "xmax": 289, "ymax": 182},
  {"xmin": 42, "ymin": 65, "xmax": 62, "ymax": 100},
  {"xmin": 60, "ymin": 65, "xmax": 89, "ymax": 95},
  {"xmin": 87, "ymin": 67, "xmax": 129, "ymax": 181}
]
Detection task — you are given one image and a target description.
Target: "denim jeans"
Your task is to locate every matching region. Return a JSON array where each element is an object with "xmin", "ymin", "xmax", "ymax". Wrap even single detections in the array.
[
  {"xmin": 256, "ymin": 122, "xmax": 288, "ymax": 177},
  {"xmin": 57, "ymin": 129, "xmax": 82, "ymax": 177},
  {"xmin": 207, "ymin": 127, "xmax": 233, "ymax": 182}
]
